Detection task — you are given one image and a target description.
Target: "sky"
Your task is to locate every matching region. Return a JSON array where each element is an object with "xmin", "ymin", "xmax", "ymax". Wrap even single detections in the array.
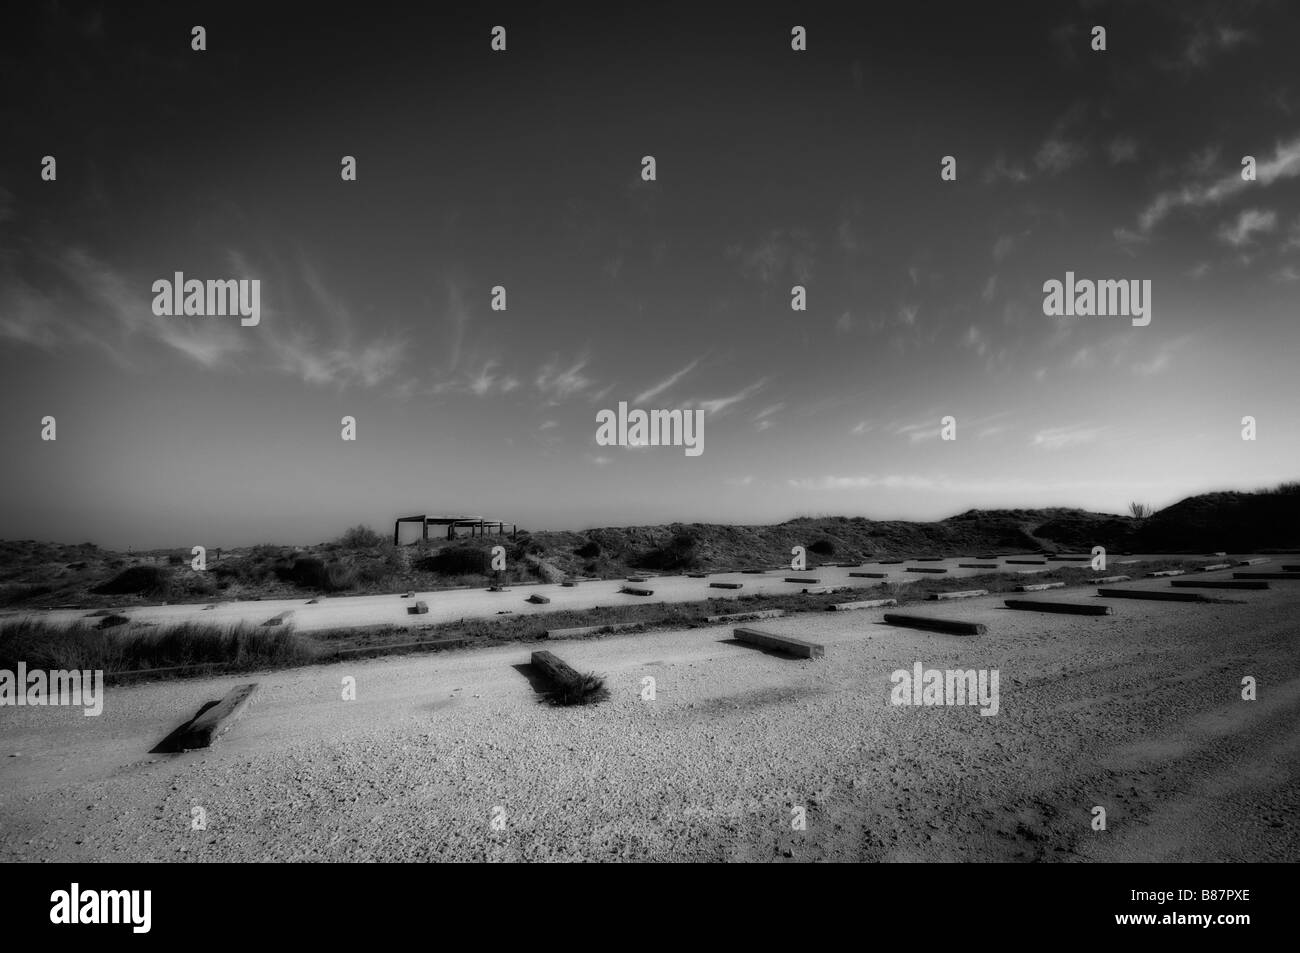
[{"xmin": 2, "ymin": 1, "xmax": 1298, "ymax": 549}]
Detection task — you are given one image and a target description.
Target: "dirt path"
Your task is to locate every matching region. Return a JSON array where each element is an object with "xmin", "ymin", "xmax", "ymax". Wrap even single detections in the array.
[{"xmin": 3, "ymin": 553, "xmax": 1192, "ymax": 633}]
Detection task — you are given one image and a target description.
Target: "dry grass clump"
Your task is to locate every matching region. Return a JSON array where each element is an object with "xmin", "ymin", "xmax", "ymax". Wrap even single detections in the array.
[{"xmin": 550, "ymin": 671, "xmax": 610, "ymax": 706}]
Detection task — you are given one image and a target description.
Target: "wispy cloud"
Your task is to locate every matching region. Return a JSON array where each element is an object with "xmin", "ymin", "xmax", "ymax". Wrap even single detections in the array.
[
  {"xmin": 1035, "ymin": 136, "xmax": 1087, "ymax": 175},
  {"xmin": 752, "ymin": 402, "xmax": 784, "ymax": 431},
  {"xmin": 633, "ymin": 359, "xmax": 698, "ymax": 404},
  {"xmin": 892, "ymin": 420, "xmax": 943, "ymax": 444},
  {"xmin": 466, "ymin": 360, "xmax": 520, "ymax": 397},
  {"xmin": 1108, "ymin": 137, "xmax": 1139, "ymax": 165},
  {"xmin": 536, "ymin": 354, "xmax": 595, "ymax": 403},
  {"xmin": 725, "ymin": 228, "xmax": 816, "ymax": 285},
  {"xmin": 1135, "ymin": 134, "xmax": 1300, "ymax": 235},
  {"xmin": 1174, "ymin": 20, "xmax": 1252, "ymax": 70},
  {"xmin": 1217, "ymin": 208, "xmax": 1277, "ymax": 247},
  {"xmin": 1029, "ymin": 424, "xmax": 1106, "ymax": 450},
  {"xmin": 984, "ymin": 156, "xmax": 1031, "ymax": 185},
  {"xmin": 1, "ymin": 244, "xmax": 415, "ymax": 389},
  {"xmin": 691, "ymin": 378, "xmax": 767, "ymax": 416},
  {"xmin": 785, "ymin": 473, "xmax": 1205, "ymax": 498}
]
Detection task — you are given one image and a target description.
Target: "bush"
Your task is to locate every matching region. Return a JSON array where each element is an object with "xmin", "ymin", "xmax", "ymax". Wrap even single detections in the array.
[
  {"xmin": 274, "ymin": 556, "xmax": 357, "ymax": 592},
  {"xmin": 354, "ymin": 544, "xmax": 404, "ymax": 585},
  {"xmin": 0, "ymin": 583, "xmax": 54, "ymax": 607},
  {"xmin": 809, "ymin": 539, "xmax": 835, "ymax": 556},
  {"xmin": 575, "ymin": 539, "xmax": 601, "ymax": 558},
  {"xmin": 91, "ymin": 565, "xmax": 171, "ymax": 598},
  {"xmin": 414, "ymin": 546, "xmax": 489, "ymax": 576},
  {"xmin": 172, "ymin": 572, "xmax": 218, "ymax": 598},
  {"xmin": 214, "ymin": 557, "xmax": 274, "ymax": 586},
  {"xmin": 637, "ymin": 532, "xmax": 700, "ymax": 571},
  {"xmin": 550, "ymin": 672, "xmax": 611, "ymax": 707},
  {"xmin": 338, "ymin": 525, "xmax": 384, "ymax": 548}
]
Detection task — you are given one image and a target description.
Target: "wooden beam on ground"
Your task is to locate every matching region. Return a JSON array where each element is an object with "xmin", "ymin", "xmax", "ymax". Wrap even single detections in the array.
[
  {"xmin": 928, "ymin": 589, "xmax": 988, "ymax": 600},
  {"xmin": 530, "ymin": 650, "xmax": 589, "ymax": 697},
  {"xmin": 882, "ymin": 613, "xmax": 986, "ymax": 636},
  {"xmin": 905, "ymin": 567, "xmax": 947, "ymax": 573},
  {"xmin": 620, "ymin": 585, "xmax": 654, "ymax": 596},
  {"xmin": 959, "ymin": 563, "xmax": 998, "ymax": 569},
  {"xmin": 733, "ymin": 627, "xmax": 824, "ymax": 659},
  {"xmin": 1146, "ymin": 569, "xmax": 1186, "ymax": 577},
  {"xmin": 1096, "ymin": 588, "xmax": 1210, "ymax": 602},
  {"xmin": 1016, "ymin": 582, "xmax": 1065, "ymax": 592},
  {"xmin": 1233, "ymin": 572, "xmax": 1300, "ymax": 580},
  {"xmin": 1004, "ymin": 599, "xmax": 1112, "ymax": 616},
  {"xmin": 850, "ymin": 571, "xmax": 888, "ymax": 578},
  {"xmin": 784, "ymin": 576, "xmax": 820, "ymax": 584},
  {"xmin": 709, "ymin": 582, "xmax": 743, "ymax": 589},
  {"xmin": 1170, "ymin": 580, "xmax": 1268, "ymax": 590},
  {"xmin": 1006, "ymin": 559, "xmax": 1046, "ymax": 565},
  {"xmin": 172, "ymin": 684, "xmax": 259, "ymax": 751}
]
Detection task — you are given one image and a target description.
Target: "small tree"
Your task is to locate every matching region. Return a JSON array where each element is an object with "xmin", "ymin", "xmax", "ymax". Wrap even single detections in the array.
[
  {"xmin": 338, "ymin": 524, "xmax": 383, "ymax": 548},
  {"xmin": 1128, "ymin": 502, "xmax": 1153, "ymax": 519}
]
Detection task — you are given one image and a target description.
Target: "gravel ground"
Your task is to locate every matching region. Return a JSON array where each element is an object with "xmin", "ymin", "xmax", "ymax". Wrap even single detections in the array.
[{"xmin": 1, "ymin": 575, "xmax": 1297, "ymax": 862}]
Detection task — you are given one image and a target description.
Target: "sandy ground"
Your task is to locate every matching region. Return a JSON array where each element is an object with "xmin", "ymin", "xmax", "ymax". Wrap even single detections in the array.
[
  {"xmin": 1, "ymin": 553, "xmax": 1233, "ymax": 633},
  {"xmin": 1, "ymin": 568, "xmax": 1297, "ymax": 862}
]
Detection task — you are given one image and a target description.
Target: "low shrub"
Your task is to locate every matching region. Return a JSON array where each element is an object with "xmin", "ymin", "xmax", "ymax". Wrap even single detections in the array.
[{"xmin": 90, "ymin": 565, "xmax": 171, "ymax": 598}]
